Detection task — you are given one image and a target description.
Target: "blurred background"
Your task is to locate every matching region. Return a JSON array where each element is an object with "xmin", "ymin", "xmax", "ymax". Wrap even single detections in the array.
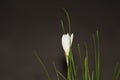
[{"xmin": 0, "ymin": 0, "xmax": 120, "ymax": 80}]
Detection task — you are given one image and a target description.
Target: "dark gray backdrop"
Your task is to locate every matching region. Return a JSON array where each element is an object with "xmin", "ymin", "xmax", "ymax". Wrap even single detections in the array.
[{"xmin": 0, "ymin": 0, "xmax": 120, "ymax": 80}]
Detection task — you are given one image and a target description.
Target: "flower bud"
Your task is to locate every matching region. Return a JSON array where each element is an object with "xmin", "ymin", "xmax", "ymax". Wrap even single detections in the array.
[{"xmin": 62, "ymin": 33, "xmax": 73, "ymax": 64}]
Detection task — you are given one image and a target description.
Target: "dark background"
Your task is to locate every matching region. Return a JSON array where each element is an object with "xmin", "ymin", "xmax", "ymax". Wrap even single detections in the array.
[{"xmin": 0, "ymin": 0, "xmax": 120, "ymax": 80}]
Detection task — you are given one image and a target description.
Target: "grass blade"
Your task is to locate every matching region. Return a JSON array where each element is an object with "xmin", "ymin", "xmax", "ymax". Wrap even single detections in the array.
[
  {"xmin": 34, "ymin": 51, "xmax": 51, "ymax": 80},
  {"xmin": 112, "ymin": 63, "xmax": 120, "ymax": 80},
  {"xmin": 63, "ymin": 8, "xmax": 71, "ymax": 34},
  {"xmin": 85, "ymin": 57, "xmax": 89, "ymax": 80},
  {"xmin": 93, "ymin": 31, "xmax": 101, "ymax": 80},
  {"xmin": 96, "ymin": 31, "xmax": 101, "ymax": 80},
  {"xmin": 112, "ymin": 63, "xmax": 119, "ymax": 80},
  {"xmin": 84, "ymin": 42, "xmax": 89, "ymax": 80},
  {"xmin": 92, "ymin": 71, "xmax": 94, "ymax": 80},
  {"xmin": 93, "ymin": 33, "xmax": 98, "ymax": 80},
  {"xmin": 60, "ymin": 19, "xmax": 65, "ymax": 34},
  {"xmin": 57, "ymin": 71, "xmax": 67, "ymax": 80},
  {"xmin": 115, "ymin": 67, "xmax": 120, "ymax": 80},
  {"xmin": 77, "ymin": 43, "xmax": 85, "ymax": 80},
  {"xmin": 53, "ymin": 62, "xmax": 60, "ymax": 80},
  {"xmin": 70, "ymin": 50, "xmax": 77, "ymax": 80}
]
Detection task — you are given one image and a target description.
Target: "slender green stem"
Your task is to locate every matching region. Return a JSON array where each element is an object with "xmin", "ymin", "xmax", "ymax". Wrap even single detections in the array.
[
  {"xmin": 84, "ymin": 42, "xmax": 88, "ymax": 63},
  {"xmin": 96, "ymin": 31, "xmax": 101, "ymax": 80},
  {"xmin": 34, "ymin": 51, "xmax": 51, "ymax": 80},
  {"xmin": 112, "ymin": 63, "xmax": 120, "ymax": 80},
  {"xmin": 77, "ymin": 43, "xmax": 85, "ymax": 80},
  {"xmin": 115, "ymin": 68, "xmax": 120, "ymax": 80},
  {"xmin": 92, "ymin": 71, "xmax": 94, "ymax": 80},
  {"xmin": 93, "ymin": 33, "xmax": 98, "ymax": 80},
  {"xmin": 61, "ymin": 19, "xmax": 65, "ymax": 34},
  {"xmin": 68, "ymin": 55, "xmax": 71, "ymax": 80},
  {"xmin": 85, "ymin": 57, "xmax": 89, "ymax": 80},
  {"xmin": 70, "ymin": 50, "xmax": 77, "ymax": 80},
  {"xmin": 67, "ymin": 48, "xmax": 76, "ymax": 80},
  {"xmin": 57, "ymin": 71, "xmax": 67, "ymax": 80},
  {"xmin": 63, "ymin": 8, "xmax": 71, "ymax": 34},
  {"xmin": 84, "ymin": 42, "xmax": 89, "ymax": 80},
  {"xmin": 53, "ymin": 62, "xmax": 60, "ymax": 80}
]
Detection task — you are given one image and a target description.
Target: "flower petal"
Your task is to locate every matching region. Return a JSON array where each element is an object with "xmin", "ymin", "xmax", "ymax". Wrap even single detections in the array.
[
  {"xmin": 70, "ymin": 33, "xmax": 73, "ymax": 45},
  {"xmin": 62, "ymin": 33, "xmax": 70, "ymax": 55}
]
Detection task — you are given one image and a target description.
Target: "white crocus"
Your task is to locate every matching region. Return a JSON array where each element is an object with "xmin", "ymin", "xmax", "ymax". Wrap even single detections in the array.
[{"xmin": 62, "ymin": 33, "xmax": 73, "ymax": 64}]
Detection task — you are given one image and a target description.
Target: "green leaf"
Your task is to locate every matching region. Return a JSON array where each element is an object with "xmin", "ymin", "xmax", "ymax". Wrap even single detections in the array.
[
  {"xmin": 60, "ymin": 19, "xmax": 65, "ymax": 34},
  {"xmin": 57, "ymin": 71, "xmax": 67, "ymax": 80},
  {"xmin": 77, "ymin": 43, "xmax": 85, "ymax": 80},
  {"xmin": 85, "ymin": 57, "xmax": 89, "ymax": 80},
  {"xmin": 34, "ymin": 50, "xmax": 51, "ymax": 80},
  {"xmin": 115, "ymin": 67, "xmax": 120, "ymax": 80},
  {"xmin": 92, "ymin": 71, "xmax": 94, "ymax": 80},
  {"xmin": 63, "ymin": 8, "xmax": 71, "ymax": 34},
  {"xmin": 93, "ymin": 31, "xmax": 101, "ymax": 80},
  {"xmin": 93, "ymin": 33, "xmax": 98, "ymax": 80},
  {"xmin": 84, "ymin": 42, "xmax": 90, "ymax": 80},
  {"xmin": 112, "ymin": 63, "xmax": 119, "ymax": 80},
  {"xmin": 70, "ymin": 50, "xmax": 77, "ymax": 80},
  {"xmin": 53, "ymin": 62, "xmax": 60, "ymax": 80},
  {"xmin": 96, "ymin": 31, "xmax": 100, "ymax": 80}
]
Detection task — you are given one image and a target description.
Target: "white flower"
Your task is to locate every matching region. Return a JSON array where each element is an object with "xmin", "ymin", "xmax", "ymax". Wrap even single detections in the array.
[{"xmin": 62, "ymin": 33, "xmax": 73, "ymax": 64}]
